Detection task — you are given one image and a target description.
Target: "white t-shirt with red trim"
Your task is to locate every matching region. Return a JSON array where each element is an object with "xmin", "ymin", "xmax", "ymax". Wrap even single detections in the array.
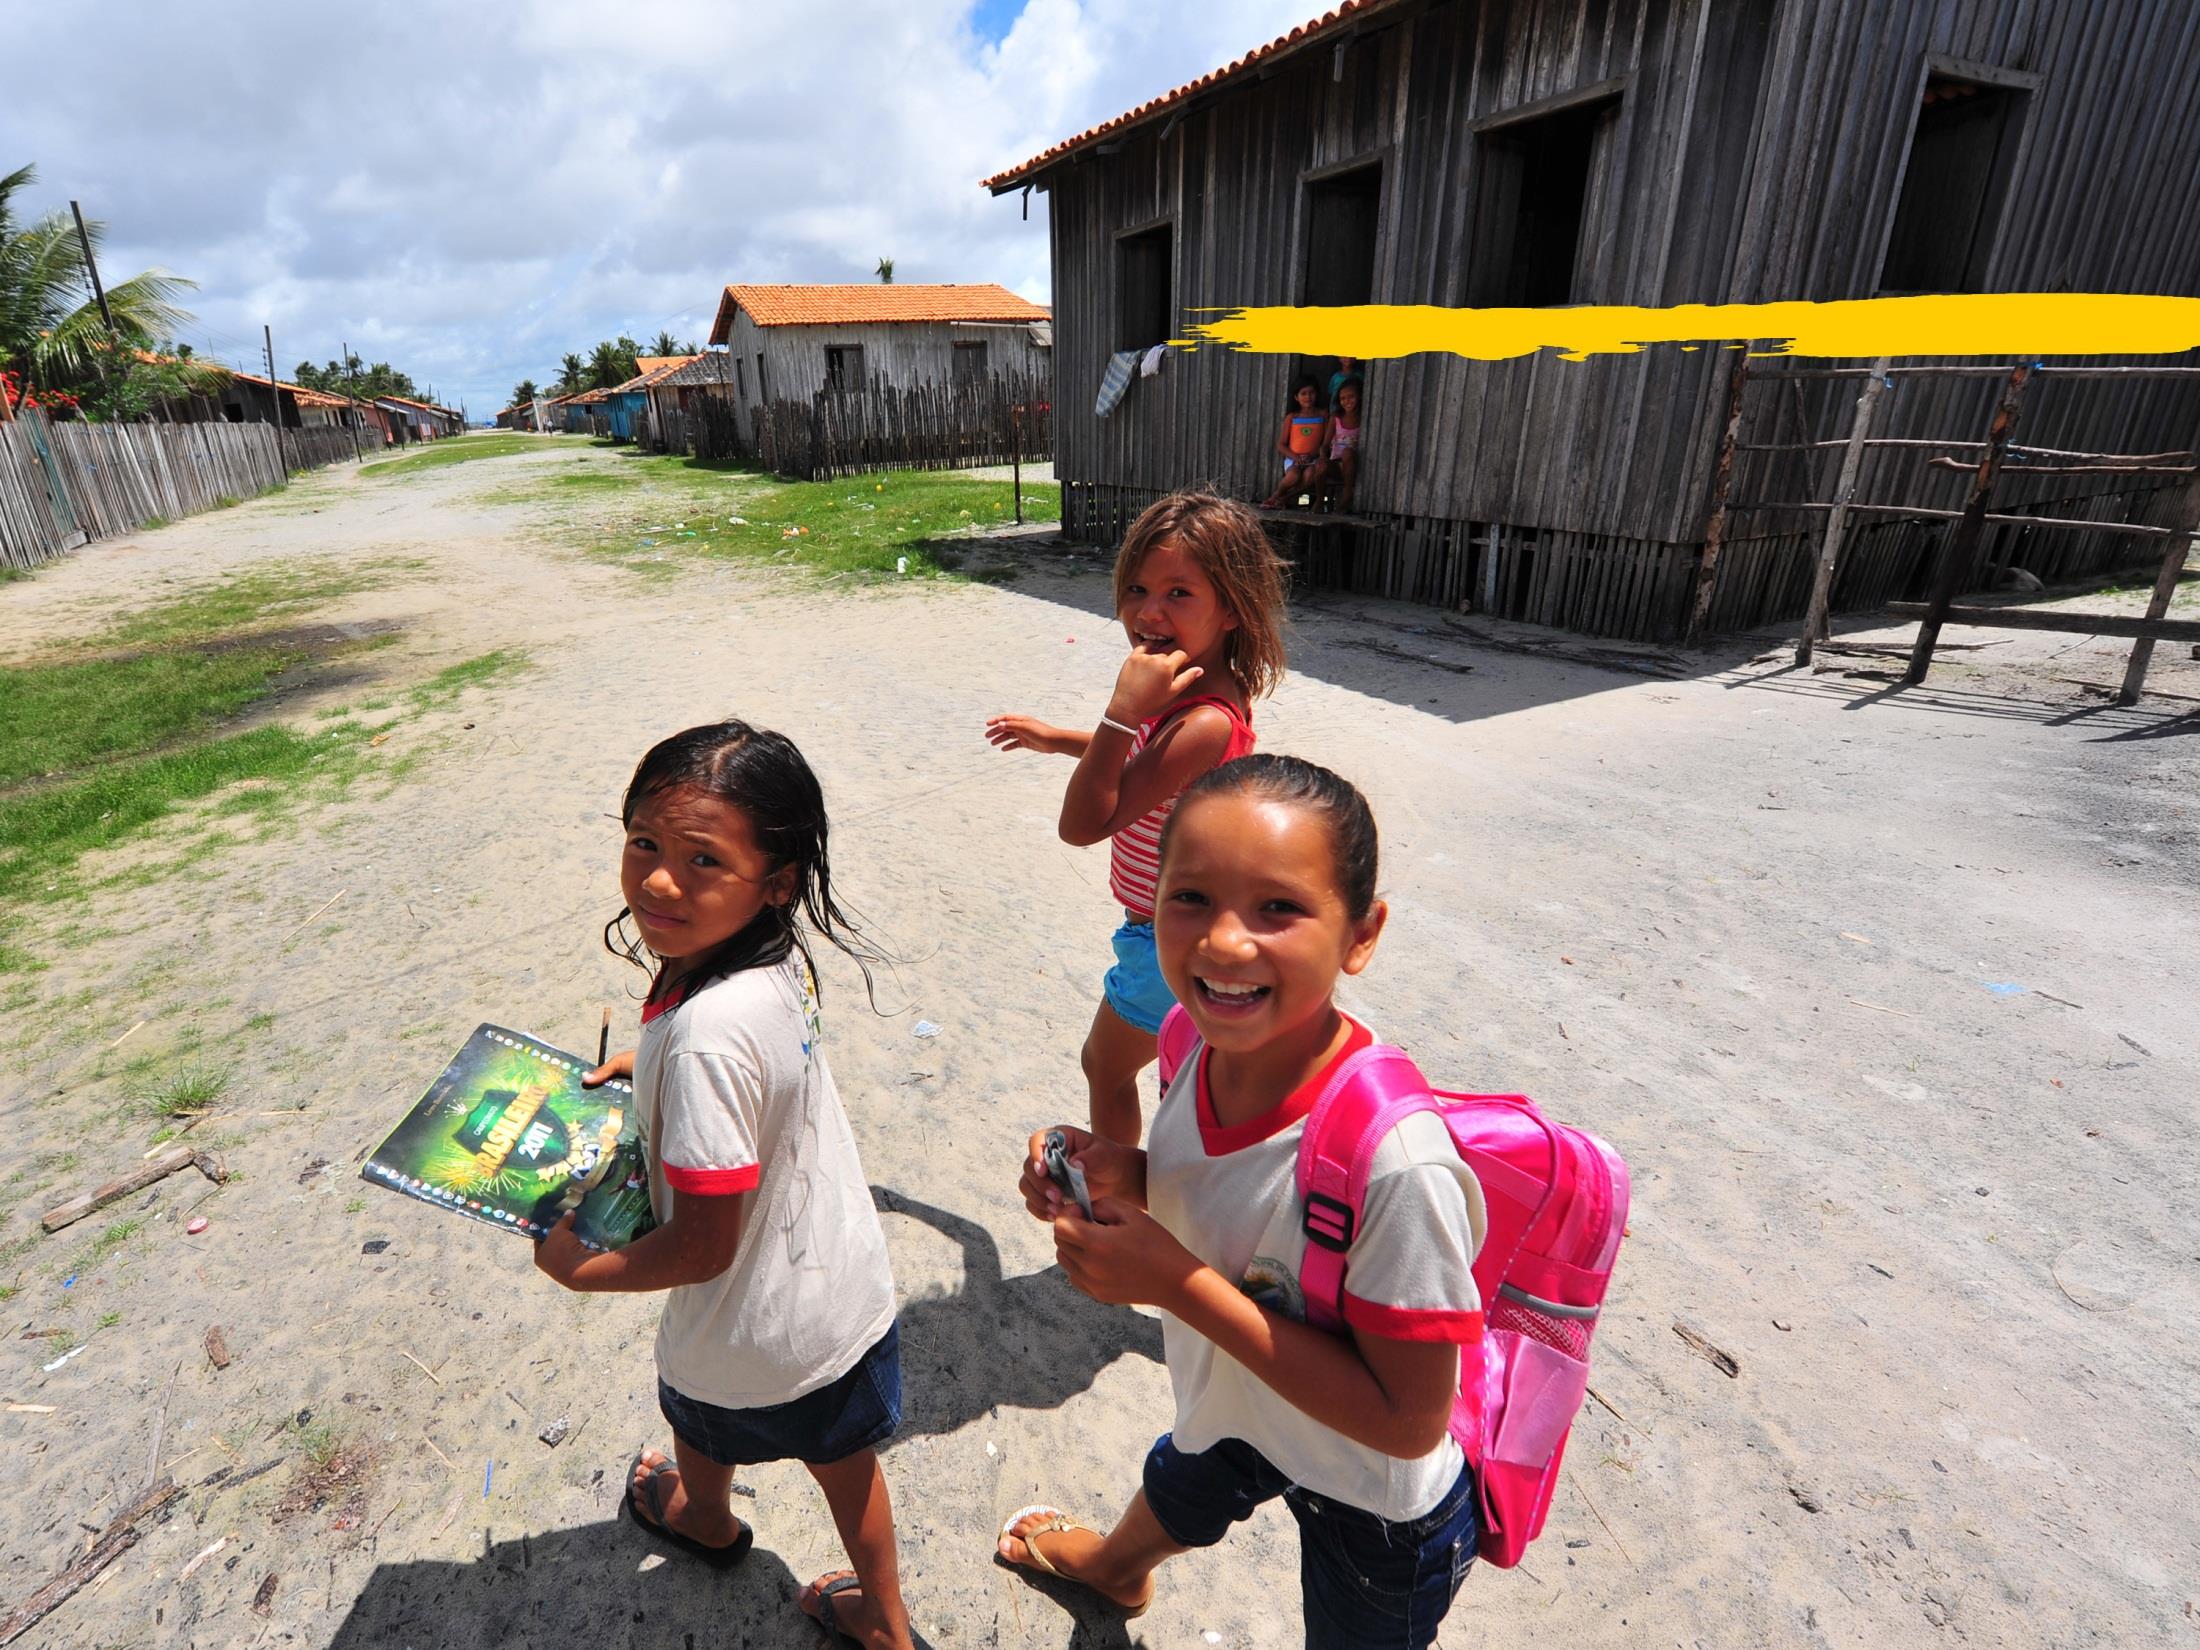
[
  {"xmin": 1146, "ymin": 1018, "xmax": 1488, "ymax": 1520},
  {"xmin": 636, "ymin": 955, "xmax": 895, "ymax": 1410}
]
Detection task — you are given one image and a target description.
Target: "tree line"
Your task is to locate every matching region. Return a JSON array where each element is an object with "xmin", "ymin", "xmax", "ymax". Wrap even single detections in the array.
[{"xmin": 507, "ymin": 330, "xmax": 696, "ymax": 413}]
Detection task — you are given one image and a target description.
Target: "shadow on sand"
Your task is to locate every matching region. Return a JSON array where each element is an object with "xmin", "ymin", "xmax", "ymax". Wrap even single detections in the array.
[{"xmin": 873, "ymin": 1185, "xmax": 1163, "ymax": 1449}]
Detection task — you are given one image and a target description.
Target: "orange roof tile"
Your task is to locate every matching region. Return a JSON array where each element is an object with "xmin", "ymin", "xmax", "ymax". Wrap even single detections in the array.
[
  {"xmin": 634, "ymin": 355, "xmax": 693, "ymax": 375},
  {"xmin": 225, "ymin": 368, "xmax": 353, "ymax": 409},
  {"xmin": 982, "ymin": 0, "xmax": 1406, "ymax": 191},
  {"xmin": 709, "ymin": 283, "xmax": 1048, "ymax": 342}
]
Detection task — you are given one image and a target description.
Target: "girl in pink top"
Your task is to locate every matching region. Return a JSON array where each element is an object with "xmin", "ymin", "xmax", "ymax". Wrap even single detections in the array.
[{"xmin": 986, "ymin": 491, "xmax": 1287, "ymax": 1145}]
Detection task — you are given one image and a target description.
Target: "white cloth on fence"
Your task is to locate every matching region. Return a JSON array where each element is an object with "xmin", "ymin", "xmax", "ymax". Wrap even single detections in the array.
[
  {"xmin": 1139, "ymin": 344, "xmax": 1167, "ymax": 379},
  {"xmin": 1094, "ymin": 350, "xmax": 1141, "ymax": 418}
]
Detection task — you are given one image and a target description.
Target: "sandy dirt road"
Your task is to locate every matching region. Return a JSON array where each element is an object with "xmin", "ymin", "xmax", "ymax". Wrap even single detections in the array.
[{"xmin": 1, "ymin": 441, "xmax": 2194, "ymax": 1649}]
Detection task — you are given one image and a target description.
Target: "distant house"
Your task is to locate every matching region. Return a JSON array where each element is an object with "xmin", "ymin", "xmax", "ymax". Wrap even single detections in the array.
[
  {"xmin": 706, "ymin": 284, "xmax": 1049, "ymax": 443},
  {"xmin": 211, "ymin": 370, "xmax": 359, "ymax": 432},
  {"xmin": 987, "ymin": 0, "xmax": 2200, "ymax": 640},
  {"xmin": 375, "ymin": 395, "xmax": 464, "ymax": 443},
  {"xmin": 645, "ymin": 352, "xmax": 740, "ymax": 443}
]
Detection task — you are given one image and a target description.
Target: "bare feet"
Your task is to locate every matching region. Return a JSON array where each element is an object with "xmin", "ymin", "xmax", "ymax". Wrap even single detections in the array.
[{"xmin": 995, "ymin": 1505, "xmax": 1154, "ymax": 1615}]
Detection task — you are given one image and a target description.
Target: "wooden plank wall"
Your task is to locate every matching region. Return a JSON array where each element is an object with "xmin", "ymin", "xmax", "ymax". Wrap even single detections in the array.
[
  {"xmin": 0, "ymin": 412, "xmax": 366, "ymax": 574},
  {"xmin": 1041, "ymin": 0, "xmax": 2200, "ymax": 639}
]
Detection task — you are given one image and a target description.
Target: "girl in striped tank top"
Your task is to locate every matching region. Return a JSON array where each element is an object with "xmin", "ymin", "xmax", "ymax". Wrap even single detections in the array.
[{"xmin": 987, "ymin": 491, "xmax": 1287, "ymax": 1145}]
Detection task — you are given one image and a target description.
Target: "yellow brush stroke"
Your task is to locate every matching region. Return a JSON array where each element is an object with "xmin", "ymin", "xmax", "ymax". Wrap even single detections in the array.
[{"xmin": 1179, "ymin": 293, "xmax": 2200, "ymax": 363}]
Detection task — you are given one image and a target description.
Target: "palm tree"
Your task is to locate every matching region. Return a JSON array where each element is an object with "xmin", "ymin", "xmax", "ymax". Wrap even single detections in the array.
[
  {"xmin": 0, "ymin": 163, "xmax": 199, "ymax": 395},
  {"xmin": 875, "ymin": 257, "xmax": 895, "ymax": 284},
  {"xmin": 588, "ymin": 340, "xmax": 628, "ymax": 390},
  {"xmin": 510, "ymin": 378, "xmax": 538, "ymax": 409},
  {"xmin": 648, "ymin": 329, "xmax": 685, "ymax": 358},
  {"xmin": 554, "ymin": 352, "xmax": 585, "ymax": 396}
]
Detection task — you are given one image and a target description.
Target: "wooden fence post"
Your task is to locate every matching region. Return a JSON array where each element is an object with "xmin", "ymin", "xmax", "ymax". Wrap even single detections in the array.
[
  {"xmin": 1686, "ymin": 350, "xmax": 1752, "ymax": 640},
  {"xmin": 1905, "ymin": 363, "xmax": 2033, "ymax": 685},
  {"xmin": 1796, "ymin": 356, "xmax": 1892, "ymax": 665},
  {"xmin": 2117, "ymin": 465, "xmax": 2200, "ymax": 704}
]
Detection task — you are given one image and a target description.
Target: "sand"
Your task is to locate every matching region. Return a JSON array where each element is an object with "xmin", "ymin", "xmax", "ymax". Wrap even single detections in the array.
[{"xmin": 1, "ymin": 440, "xmax": 2194, "ymax": 1648}]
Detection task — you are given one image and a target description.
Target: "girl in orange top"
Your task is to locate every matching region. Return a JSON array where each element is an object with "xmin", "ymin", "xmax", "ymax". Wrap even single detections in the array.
[{"xmin": 1261, "ymin": 381, "xmax": 1329, "ymax": 509}]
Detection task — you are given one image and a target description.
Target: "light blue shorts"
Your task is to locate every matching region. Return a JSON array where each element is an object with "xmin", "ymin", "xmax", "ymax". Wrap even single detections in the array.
[{"xmin": 1102, "ymin": 919, "xmax": 1176, "ymax": 1035}]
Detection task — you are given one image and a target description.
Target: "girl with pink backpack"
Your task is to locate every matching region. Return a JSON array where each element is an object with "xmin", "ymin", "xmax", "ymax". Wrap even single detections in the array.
[{"xmin": 999, "ymin": 755, "xmax": 1487, "ymax": 1648}]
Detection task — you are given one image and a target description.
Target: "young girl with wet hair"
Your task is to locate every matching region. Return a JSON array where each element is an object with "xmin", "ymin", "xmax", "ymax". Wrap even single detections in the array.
[
  {"xmin": 534, "ymin": 720, "xmax": 916, "ymax": 1650},
  {"xmin": 1003, "ymin": 754, "xmax": 1486, "ymax": 1650},
  {"xmin": 986, "ymin": 490, "xmax": 1288, "ymax": 1145}
]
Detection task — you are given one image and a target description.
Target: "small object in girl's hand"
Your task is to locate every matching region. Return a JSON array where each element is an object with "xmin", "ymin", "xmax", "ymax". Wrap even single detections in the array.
[
  {"xmin": 186, "ymin": 1216, "xmax": 209, "ymax": 1235},
  {"xmin": 913, "ymin": 1021, "xmax": 942, "ymax": 1039},
  {"xmin": 1043, "ymin": 1131, "xmax": 1093, "ymax": 1220}
]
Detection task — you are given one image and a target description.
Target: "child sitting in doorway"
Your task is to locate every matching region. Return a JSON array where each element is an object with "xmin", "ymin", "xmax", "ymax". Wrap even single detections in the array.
[
  {"xmin": 1261, "ymin": 380, "xmax": 1329, "ymax": 509},
  {"xmin": 1317, "ymin": 378, "xmax": 1362, "ymax": 513}
]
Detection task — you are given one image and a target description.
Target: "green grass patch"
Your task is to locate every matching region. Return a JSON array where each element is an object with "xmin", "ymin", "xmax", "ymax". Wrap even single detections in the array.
[
  {"xmin": 364, "ymin": 432, "xmax": 540, "ymax": 478},
  {"xmin": 1, "ymin": 565, "xmax": 31, "ymax": 584},
  {"xmin": 0, "ymin": 724, "xmax": 345, "ymax": 911},
  {"xmin": 544, "ymin": 453, "xmax": 1060, "ymax": 580},
  {"xmin": 123, "ymin": 1058, "xmax": 231, "ymax": 1120},
  {"xmin": 81, "ymin": 1218, "xmax": 142, "ymax": 1265},
  {"xmin": 411, "ymin": 649, "xmax": 527, "ymax": 709},
  {"xmin": 105, "ymin": 561, "xmax": 409, "ymax": 647},
  {"xmin": 0, "ymin": 644, "xmax": 306, "ymax": 787}
]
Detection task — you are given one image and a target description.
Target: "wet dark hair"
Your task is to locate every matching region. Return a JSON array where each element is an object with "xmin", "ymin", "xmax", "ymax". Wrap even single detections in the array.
[
  {"xmin": 605, "ymin": 719, "xmax": 884, "ymax": 1004},
  {"xmin": 1159, "ymin": 753, "xmax": 1380, "ymax": 920}
]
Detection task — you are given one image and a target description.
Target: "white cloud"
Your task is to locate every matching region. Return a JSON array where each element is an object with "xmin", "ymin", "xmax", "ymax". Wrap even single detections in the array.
[{"xmin": 3, "ymin": 0, "xmax": 1315, "ymax": 412}]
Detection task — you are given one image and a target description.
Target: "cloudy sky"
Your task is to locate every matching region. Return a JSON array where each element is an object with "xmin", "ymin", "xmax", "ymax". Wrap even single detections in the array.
[{"xmin": 2, "ymin": 0, "xmax": 1316, "ymax": 416}]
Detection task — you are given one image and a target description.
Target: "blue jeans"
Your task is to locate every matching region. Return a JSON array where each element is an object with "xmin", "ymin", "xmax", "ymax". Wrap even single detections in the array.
[{"xmin": 1142, "ymin": 1433, "xmax": 1477, "ymax": 1650}]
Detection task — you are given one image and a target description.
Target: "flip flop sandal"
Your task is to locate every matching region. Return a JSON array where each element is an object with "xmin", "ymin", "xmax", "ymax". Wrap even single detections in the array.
[
  {"xmin": 995, "ymin": 1504, "xmax": 1150, "ymax": 1619},
  {"xmin": 807, "ymin": 1572, "xmax": 865, "ymax": 1644},
  {"xmin": 622, "ymin": 1451, "xmax": 754, "ymax": 1569}
]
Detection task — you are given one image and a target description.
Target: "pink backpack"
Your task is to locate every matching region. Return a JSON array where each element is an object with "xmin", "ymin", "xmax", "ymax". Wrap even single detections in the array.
[{"xmin": 1158, "ymin": 1008, "xmax": 1629, "ymax": 1568}]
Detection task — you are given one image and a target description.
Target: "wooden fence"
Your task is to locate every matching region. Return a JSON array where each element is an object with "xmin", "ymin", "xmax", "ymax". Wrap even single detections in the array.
[
  {"xmin": 0, "ymin": 411, "xmax": 370, "ymax": 573},
  {"xmin": 649, "ymin": 374, "xmax": 1052, "ymax": 481}
]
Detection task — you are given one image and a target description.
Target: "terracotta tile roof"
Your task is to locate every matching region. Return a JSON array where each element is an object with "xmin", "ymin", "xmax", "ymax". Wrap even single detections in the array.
[
  {"xmin": 634, "ymin": 355, "xmax": 692, "ymax": 375},
  {"xmin": 709, "ymin": 283, "xmax": 1048, "ymax": 342},
  {"xmin": 657, "ymin": 353, "xmax": 741, "ymax": 387},
  {"xmin": 982, "ymin": 0, "xmax": 1407, "ymax": 191},
  {"xmin": 225, "ymin": 369, "xmax": 353, "ymax": 409}
]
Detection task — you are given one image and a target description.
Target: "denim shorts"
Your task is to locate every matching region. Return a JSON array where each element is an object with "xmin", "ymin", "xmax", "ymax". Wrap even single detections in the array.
[
  {"xmin": 1142, "ymin": 1433, "xmax": 1477, "ymax": 1650},
  {"xmin": 657, "ymin": 1322, "xmax": 901, "ymax": 1467},
  {"xmin": 1101, "ymin": 918, "xmax": 1177, "ymax": 1035}
]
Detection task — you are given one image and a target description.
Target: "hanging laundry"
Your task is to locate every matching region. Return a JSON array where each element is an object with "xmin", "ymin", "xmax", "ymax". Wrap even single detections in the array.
[
  {"xmin": 1139, "ymin": 343, "xmax": 1167, "ymax": 378},
  {"xmin": 1094, "ymin": 349, "xmax": 1142, "ymax": 417}
]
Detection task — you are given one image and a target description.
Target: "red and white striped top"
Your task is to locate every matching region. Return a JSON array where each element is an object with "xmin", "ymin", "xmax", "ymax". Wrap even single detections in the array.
[{"xmin": 1107, "ymin": 695, "xmax": 1257, "ymax": 917}]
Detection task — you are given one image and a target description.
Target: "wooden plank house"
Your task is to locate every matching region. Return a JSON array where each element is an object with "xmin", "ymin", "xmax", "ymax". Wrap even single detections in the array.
[
  {"xmin": 706, "ymin": 284, "xmax": 1051, "ymax": 445},
  {"xmin": 986, "ymin": 0, "xmax": 2200, "ymax": 639}
]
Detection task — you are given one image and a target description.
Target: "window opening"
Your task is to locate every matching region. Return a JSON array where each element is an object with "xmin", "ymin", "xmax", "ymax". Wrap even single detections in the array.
[
  {"xmin": 1470, "ymin": 95, "xmax": 1620, "ymax": 307},
  {"xmin": 824, "ymin": 345, "xmax": 865, "ymax": 392},
  {"xmin": 1117, "ymin": 224, "xmax": 1174, "ymax": 352},
  {"xmin": 1879, "ymin": 75, "xmax": 2028, "ymax": 294}
]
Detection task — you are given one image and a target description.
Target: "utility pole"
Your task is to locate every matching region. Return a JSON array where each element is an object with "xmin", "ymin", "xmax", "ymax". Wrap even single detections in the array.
[
  {"xmin": 264, "ymin": 324, "xmax": 287, "ymax": 473},
  {"xmin": 341, "ymin": 339, "xmax": 363, "ymax": 461},
  {"xmin": 70, "ymin": 201, "xmax": 116, "ymax": 390}
]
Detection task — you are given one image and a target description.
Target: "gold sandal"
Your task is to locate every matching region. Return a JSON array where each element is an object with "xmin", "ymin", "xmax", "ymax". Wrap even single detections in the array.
[{"xmin": 996, "ymin": 1504, "xmax": 1150, "ymax": 1619}]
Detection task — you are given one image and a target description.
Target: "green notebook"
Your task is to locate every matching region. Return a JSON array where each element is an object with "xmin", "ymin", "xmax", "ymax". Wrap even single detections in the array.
[{"xmin": 362, "ymin": 1023, "xmax": 655, "ymax": 1250}]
